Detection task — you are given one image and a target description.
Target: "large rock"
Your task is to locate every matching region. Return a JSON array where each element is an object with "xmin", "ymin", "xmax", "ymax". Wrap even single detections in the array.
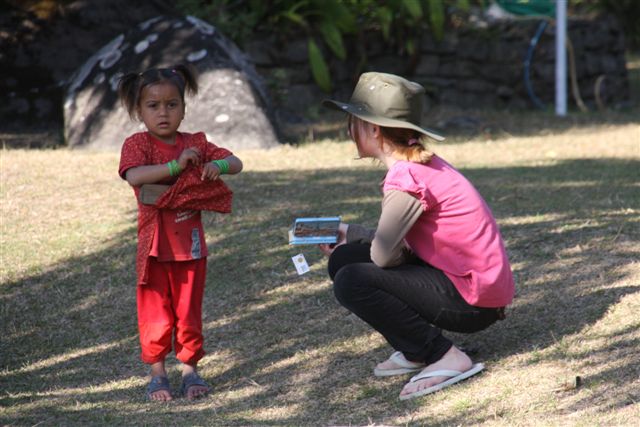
[{"xmin": 64, "ymin": 15, "xmax": 279, "ymax": 151}]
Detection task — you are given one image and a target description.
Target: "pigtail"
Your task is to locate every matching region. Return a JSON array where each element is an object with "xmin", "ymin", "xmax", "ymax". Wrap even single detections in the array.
[
  {"xmin": 407, "ymin": 137, "xmax": 434, "ymax": 164},
  {"xmin": 171, "ymin": 64, "xmax": 198, "ymax": 96},
  {"xmin": 117, "ymin": 72, "xmax": 141, "ymax": 119}
]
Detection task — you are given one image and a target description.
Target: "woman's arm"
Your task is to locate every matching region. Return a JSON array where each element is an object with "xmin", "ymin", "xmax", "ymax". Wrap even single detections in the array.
[
  {"xmin": 346, "ymin": 223, "xmax": 375, "ymax": 244},
  {"xmin": 371, "ymin": 190, "xmax": 423, "ymax": 267}
]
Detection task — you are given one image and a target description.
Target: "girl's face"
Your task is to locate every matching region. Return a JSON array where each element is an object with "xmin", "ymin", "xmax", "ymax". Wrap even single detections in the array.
[{"xmin": 137, "ymin": 81, "xmax": 185, "ymax": 144}]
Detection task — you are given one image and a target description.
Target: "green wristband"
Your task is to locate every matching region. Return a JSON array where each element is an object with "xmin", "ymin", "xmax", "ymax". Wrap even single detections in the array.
[
  {"xmin": 211, "ymin": 159, "xmax": 229, "ymax": 174},
  {"xmin": 167, "ymin": 159, "xmax": 181, "ymax": 177}
]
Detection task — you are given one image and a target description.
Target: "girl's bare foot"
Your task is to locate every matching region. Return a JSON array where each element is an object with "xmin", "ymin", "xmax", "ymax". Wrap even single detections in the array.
[{"xmin": 399, "ymin": 346, "xmax": 473, "ymax": 399}]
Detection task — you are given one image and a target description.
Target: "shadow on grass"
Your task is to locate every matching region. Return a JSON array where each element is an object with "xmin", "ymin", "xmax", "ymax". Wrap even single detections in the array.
[{"xmin": 1, "ymin": 158, "xmax": 638, "ymax": 425}]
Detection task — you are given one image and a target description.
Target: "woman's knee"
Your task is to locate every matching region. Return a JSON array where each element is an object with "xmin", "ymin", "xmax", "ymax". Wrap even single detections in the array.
[
  {"xmin": 327, "ymin": 243, "xmax": 371, "ymax": 280},
  {"xmin": 332, "ymin": 264, "xmax": 367, "ymax": 307},
  {"xmin": 327, "ymin": 251, "xmax": 343, "ymax": 280},
  {"xmin": 327, "ymin": 245, "xmax": 351, "ymax": 279}
]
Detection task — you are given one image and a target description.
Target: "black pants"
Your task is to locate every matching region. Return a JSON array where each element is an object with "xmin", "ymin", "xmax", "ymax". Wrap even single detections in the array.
[{"xmin": 329, "ymin": 243, "xmax": 501, "ymax": 365}]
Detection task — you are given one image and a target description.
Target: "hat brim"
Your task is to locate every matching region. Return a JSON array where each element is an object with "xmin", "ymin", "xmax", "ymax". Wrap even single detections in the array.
[{"xmin": 322, "ymin": 99, "xmax": 445, "ymax": 142}]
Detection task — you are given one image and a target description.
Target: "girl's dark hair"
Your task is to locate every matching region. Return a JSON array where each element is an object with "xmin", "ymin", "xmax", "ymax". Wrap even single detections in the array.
[{"xmin": 117, "ymin": 64, "xmax": 198, "ymax": 119}]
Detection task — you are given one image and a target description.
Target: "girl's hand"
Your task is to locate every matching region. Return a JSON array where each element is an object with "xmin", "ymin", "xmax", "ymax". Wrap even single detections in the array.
[
  {"xmin": 177, "ymin": 147, "xmax": 201, "ymax": 170},
  {"xmin": 319, "ymin": 223, "xmax": 348, "ymax": 256},
  {"xmin": 201, "ymin": 162, "xmax": 222, "ymax": 181}
]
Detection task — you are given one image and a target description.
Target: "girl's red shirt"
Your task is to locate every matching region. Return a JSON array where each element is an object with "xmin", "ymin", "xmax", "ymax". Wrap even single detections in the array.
[{"xmin": 118, "ymin": 131, "xmax": 233, "ymax": 286}]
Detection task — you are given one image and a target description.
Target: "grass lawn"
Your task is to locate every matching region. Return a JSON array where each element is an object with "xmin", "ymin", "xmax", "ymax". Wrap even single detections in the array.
[{"xmin": 1, "ymin": 110, "xmax": 639, "ymax": 426}]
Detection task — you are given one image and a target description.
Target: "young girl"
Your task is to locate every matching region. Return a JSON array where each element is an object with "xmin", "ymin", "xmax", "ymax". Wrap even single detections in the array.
[
  {"xmin": 320, "ymin": 72, "xmax": 514, "ymax": 400},
  {"xmin": 117, "ymin": 64, "xmax": 243, "ymax": 401}
]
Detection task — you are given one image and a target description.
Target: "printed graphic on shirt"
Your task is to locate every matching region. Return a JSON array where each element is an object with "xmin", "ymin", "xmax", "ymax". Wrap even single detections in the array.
[
  {"xmin": 176, "ymin": 210, "xmax": 197, "ymax": 223},
  {"xmin": 191, "ymin": 228, "xmax": 202, "ymax": 259}
]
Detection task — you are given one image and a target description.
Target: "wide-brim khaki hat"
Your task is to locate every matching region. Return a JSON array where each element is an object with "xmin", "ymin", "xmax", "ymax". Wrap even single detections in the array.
[{"xmin": 322, "ymin": 72, "xmax": 444, "ymax": 141}]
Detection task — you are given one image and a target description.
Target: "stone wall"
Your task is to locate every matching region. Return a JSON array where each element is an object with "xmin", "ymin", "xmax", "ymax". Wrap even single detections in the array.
[{"xmin": 246, "ymin": 13, "xmax": 631, "ymax": 126}]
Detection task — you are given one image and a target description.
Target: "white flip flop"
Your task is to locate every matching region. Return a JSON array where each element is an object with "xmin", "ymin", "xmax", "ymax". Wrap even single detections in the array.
[
  {"xmin": 373, "ymin": 351, "xmax": 427, "ymax": 377},
  {"xmin": 399, "ymin": 363, "xmax": 485, "ymax": 400}
]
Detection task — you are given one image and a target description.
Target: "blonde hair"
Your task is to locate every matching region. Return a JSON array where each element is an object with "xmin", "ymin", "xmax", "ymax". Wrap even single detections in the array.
[{"xmin": 348, "ymin": 115, "xmax": 434, "ymax": 164}]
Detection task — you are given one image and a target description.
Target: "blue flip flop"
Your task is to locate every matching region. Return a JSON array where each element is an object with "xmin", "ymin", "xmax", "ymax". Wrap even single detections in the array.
[
  {"xmin": 146, "ymin": 376, "xmax": 171, "ymax": 400},
  {"xmin": 180, "ymin": 372, "xmax": 210, "ymax": 399}
]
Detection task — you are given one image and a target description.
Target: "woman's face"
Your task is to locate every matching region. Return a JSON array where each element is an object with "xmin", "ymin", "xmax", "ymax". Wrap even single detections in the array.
[{"xmin": 348, "ymin": 115, "xmax": 380, "ymax": 159}]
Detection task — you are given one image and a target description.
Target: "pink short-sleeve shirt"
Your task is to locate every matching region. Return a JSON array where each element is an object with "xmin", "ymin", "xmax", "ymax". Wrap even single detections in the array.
[{"xmin": 383, "ymin": 156, "xmax": 515, "ymax": 307}]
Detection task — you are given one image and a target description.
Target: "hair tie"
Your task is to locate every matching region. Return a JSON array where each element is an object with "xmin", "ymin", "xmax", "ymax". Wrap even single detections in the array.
[{"xmin": 408, "ymin": 138, "xmax": 419, "ymax": 146}]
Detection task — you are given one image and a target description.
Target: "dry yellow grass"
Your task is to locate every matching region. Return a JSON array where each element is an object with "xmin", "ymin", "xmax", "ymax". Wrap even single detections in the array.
[{"xmin": 1, "ymin": 118, "xmax": 639, "ymax": 426}]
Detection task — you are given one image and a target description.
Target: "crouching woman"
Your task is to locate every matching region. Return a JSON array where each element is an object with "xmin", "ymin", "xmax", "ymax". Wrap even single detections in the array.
[{"xmin": 319, "ymin": 72, "xmax": 514, "ymax": 400}]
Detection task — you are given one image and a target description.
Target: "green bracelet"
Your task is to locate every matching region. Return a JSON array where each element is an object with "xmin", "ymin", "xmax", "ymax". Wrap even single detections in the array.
[
  {"xmin": 167, "ymin": 159, "xmax": 181, "ymax": 177},
  {"xmin": 211, "ymin": 159, "xmax": 230, "ymax": 174}
]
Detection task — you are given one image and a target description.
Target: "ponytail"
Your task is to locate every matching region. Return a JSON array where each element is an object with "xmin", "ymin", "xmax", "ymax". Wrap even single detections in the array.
[
  {"xmin": 403, "ymin": 138, "xmax": 434, "ymax": 164},
  {"xmin": 171, "ymin": 64, "xmax": 198, "ymax": 97},
  {"xmin": 117, "ymin": 72, "xmax": 142, "ymax": 119},
  {"xmin": 379, "ymin": 127, "xmax": 434, "ymax": 164}
]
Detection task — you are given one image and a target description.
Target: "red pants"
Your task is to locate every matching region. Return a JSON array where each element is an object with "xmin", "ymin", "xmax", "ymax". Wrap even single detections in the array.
[{"xmin": 137, "ymin": 257, "xmax": 206, "ymax": 365}]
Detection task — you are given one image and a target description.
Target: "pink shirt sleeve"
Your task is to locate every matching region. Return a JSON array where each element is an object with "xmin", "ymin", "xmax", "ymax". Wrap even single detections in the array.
[{"xmin": 383, "ymin": 163, "xmax": 435, "ymax": 211}]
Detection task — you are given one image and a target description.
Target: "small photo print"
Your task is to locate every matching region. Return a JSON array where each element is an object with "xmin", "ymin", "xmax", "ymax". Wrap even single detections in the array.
[{"xmin": 292, "ymin": 253, "xmax": 310, "ymax": 275}]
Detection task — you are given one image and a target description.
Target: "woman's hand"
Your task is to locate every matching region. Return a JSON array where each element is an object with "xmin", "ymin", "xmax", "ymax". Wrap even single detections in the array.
[
  {"xmin": 319, "ymin": 223, "xmax": 348, "ymax": 256},
  {"xmin": 177, "ymin": 147, "xmax": 201, "ymax": 170}
]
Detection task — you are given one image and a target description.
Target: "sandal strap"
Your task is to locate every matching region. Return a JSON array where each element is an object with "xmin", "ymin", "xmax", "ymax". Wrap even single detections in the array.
[
  {"xmin": 409, "ymin": 369, "xmax": 462, "ymax": 383},
  {"xmin": 389, "ymin": 351, "xmax": 426, "ymax": 369},
  {"xmin": 181, "ymin": 372, "xmax": 209, "ymax": 394},
  {"xmin": 147, "ymin": 376, "xmax": 171, "ymax": 394}
]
